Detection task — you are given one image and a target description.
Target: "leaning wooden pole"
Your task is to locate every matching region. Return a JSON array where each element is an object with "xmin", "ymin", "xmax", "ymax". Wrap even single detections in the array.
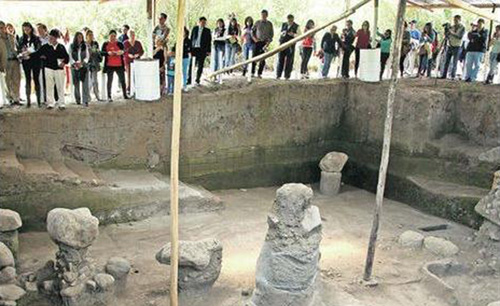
[
  {"xmin": 442, "ymin": 0, "xmax": 500, "ymax": 23},
  {"xmin": 169, "ymin": 0, "xmax": 186, "ymax": 305},
  {"xmin": 208, "ymin": 0, "xmax": 372, "ymax": 79},
  {"xmin": 363, "ymin": 0, "xmax": 407, "ymax": 282}
]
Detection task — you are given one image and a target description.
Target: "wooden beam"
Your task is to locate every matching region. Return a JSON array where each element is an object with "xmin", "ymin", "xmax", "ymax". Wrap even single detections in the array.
[
  {"xmin": 208, "ymin": 0, "xmax": 372, "ymax": 78},
  {"xmin": 408, "ymin": 2, "xmax": 500, "ymax": 9},
  {"xmin": 169, "ymin": 0, "xmax": 186, "ymax": 305},
  {"xmin": 363, "ymin": 0, "xmax": 408, "ymax": 282},
  {"xmin": 407, "ymin": 0, "xmax": 434, "ymax": 11},
  {"xmin": 441, "ymin": 0, "xmax": 500, "ymax": 22}
]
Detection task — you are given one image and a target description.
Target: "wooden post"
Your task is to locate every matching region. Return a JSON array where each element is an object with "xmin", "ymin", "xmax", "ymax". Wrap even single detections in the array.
[
  {"xmin": 170, "ymin": 0, "xmax": 186, "ymax": 305},
  {"xmin": 208, "ymin": 0, "xmax": 372, "ymax": 79},
  {"xmin": 489, "ymin": 5, "xmax": 496, "ymax": 47},
  {"xmin": 373, "ymin": 0, "xmax": 379, "ymax": 43},
  {"xmin": 363, "ymin": 0, "xmax": 407, "ymax": 282}
]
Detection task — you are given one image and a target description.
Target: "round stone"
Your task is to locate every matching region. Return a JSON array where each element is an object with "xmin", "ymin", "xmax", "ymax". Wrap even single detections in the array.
[
  {"xmin": 46, "ymin": 208, "xmax": 99, "ymax": 249},
  {"xmin": 105, "ymin": 257, "xmax": 131, "ymax": 280},
  {"xmin": 0, "ymin": 210, "xmax": 22, "ymax": 232},
  {"xmin": 0, "ymin": 243, "xmax": 14, "ymax": 268}
]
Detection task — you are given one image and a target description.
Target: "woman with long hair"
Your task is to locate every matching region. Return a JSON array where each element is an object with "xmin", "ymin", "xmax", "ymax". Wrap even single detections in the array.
[
  {"xmin": 69, "ymin": 31, "xmax": 90, "ymax": 106},
  {"xmin": 101, "ymin": 30, "xmax": 128, "ymax": 102},
  {"xmin": 182, "ymin": 27, "xmax": 192, "ymax": 90},
  {"xmin": 354, "ymin": 20, "xmax": 371, "ymax": 77},
  {"xmin": 86, "ymin": 30, "xmax": 102, "ymax": 101},
  {"xmin": 300, "ymin": 19, "xmax": 316, "ymax": 79},
  {"xmin": 212, "ymin": 18, "xmax": 226, "ymax": 72},
  {"xmin": 418, "ymin": 23, "xmax": 436, "ymax": 78},
  {"xmin": 241, "ymin": 16, "xmax": 255, "ymax": 76},
  {"xmin": 18, "ymin": 22, "xmax": 42, "ymax": 107},
  {"xmin": 225, "ymin": 17, "xmax": 240, "ymax": 72}
]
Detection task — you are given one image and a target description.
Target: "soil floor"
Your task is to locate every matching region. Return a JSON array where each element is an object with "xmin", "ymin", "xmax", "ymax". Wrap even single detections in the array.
[{"xmin": 18, "ymin": 185, "xmax": 500, "ymax": 306}]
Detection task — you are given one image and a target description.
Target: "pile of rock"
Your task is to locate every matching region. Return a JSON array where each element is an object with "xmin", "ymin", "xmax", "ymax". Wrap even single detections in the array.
[
  {"xmin": 0, "ymin": 209, "xmax": 22, "ymax": 261},
  {"xmin": 27, "ymin": 208, "xmax": 130, "ymax": 306},
  {"xmin": 475, "ymin": 188, "xmax": 500, "ymax": 241},
  {"xmin": 319, "ymin": 152, "xmax": 348, "ymax": 196},
  {"xmin": 249, "ymin": 183, "xmax": 322, "ymax": 306},
  {"xmin": 398, "ymin": 230, "xmax": 459, "ymax": 257},
  {"xmin": 156, "ymin": 238, "xmax": 223, "ymax": 293},
  {"xmin": 0, "ymin": 242, "xmax": 25, "ymax": 305}
]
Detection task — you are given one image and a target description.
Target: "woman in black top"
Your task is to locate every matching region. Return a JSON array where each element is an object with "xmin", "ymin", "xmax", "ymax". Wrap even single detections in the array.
[
  {"xmin": 182, "ymin": 27, "xmax": 192, "ymax": 89},
  {"xmin": 225, "ymin": 18, "xmax": 240, "ymax": 71},
  {"xmin": 18, "ymin": 22, "xmax": 42, "ymax": 107}
]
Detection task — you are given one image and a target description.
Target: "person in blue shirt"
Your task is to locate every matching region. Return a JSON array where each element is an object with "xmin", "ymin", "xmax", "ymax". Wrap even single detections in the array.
[
  {"xmin": 405, "ymin": 20, "xmax": 421, "ymax": 76},
  {"xmin": 166, "ymin": 47, "xmax": 175, "ymax": 95}
]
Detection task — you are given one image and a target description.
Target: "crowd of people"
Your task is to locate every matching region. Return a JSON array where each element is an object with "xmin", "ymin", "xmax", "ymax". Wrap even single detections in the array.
[{"xmin": 1, "ymin": 10, "xmax": 499, "ymax": 110}]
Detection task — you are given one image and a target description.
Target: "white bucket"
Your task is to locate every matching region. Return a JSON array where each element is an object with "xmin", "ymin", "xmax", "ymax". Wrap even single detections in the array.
[
  {"xmin": 359, "ymin": 49, "xmax": 381, "ymax": 82},
  {"xmin": 134, "ymin": 59, "xmax": 160, "ymax": 101}
]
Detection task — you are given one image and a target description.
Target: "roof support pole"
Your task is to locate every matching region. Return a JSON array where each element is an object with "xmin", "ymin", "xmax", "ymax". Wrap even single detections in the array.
[{"xmin": 373, "ymin": 0, "xmax": 379, "ymax": 44}]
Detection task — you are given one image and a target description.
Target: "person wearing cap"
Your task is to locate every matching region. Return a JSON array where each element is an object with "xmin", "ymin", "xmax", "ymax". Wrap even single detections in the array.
[
  {"xmin": 440, "ymin": 15, "xmax": 465, "ymax": 80},
  {"xmin": 276, "ymin": 14, "xmax": 299, "ymax": 80},
  {"xmin": 252, "ymin": 9, "xmax": 274, "ymax": 78},
  {"xmin": 118, "ymin": 25, "xmax": 130, "ymax": 44},
  {"xmin": 0, "ymin": 21, "xmax": 21, "ymax": 107},
  {"xmin": 38, "ymin": 29, "xmax": 69, "ymax": 109},
  {"xmin": 485, "ymin": 25, "xmax": 500, "ymax": 84},
  {"xmin": 404, "ymin": 20, "xmax": 421, "ymax": 77},
  {"xmin": 101, "ymin": 30, "xmax": 128, "ymax": 102},
  {"xmin": 464, "ymin": 19, "xmax": 488, "ymax": 82}
]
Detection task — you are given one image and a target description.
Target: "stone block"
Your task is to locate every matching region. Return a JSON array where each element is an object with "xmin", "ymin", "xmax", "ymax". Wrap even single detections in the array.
[{"xmin": 320, "ymin": 171, "xmax": 342, "ymax": 196}]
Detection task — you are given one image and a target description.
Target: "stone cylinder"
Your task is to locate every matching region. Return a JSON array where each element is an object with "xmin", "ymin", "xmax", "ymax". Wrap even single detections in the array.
[{"xmin": 320, "ymin": 171, "xmax": 342, "ymax": 196}]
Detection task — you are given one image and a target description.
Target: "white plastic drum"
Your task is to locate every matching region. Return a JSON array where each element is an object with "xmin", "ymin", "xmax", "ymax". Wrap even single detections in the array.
[
  {"xmin": 134, "ymin": 59, "xmax": 160, "ymax": 101},
  {"xmin": 359, "ymin": 49, "xmax": 381, "ymax": 82}
]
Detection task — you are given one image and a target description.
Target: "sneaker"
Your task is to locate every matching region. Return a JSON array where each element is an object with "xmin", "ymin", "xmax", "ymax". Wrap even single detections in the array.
[
  {"xmin": 58, "ymin": 105, "xmax": 66, "ymax": 110},
  {"xmin": 108, "ymin": 98, "xmax": 113, "ymax": 103},
  {"xmin": 47, "ymin": 105, "xmax": 54, "ymax": 109}
]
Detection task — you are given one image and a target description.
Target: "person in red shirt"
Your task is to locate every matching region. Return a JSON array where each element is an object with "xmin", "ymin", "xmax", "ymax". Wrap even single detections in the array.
[
  {"xmin": 354, "ymin": 20, "xmax": 372, "ymax": 77},
  {"xmin": 300, "ymin": 20, "xmax": 316, "ymax": 79},
  {"xmin": 101, "ymin": 30, "xmax": 129, "ymax": 102}
]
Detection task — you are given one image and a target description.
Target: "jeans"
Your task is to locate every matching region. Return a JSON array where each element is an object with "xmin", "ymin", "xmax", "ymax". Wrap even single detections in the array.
[
  {"xmin": 182, "ymin": 57, "xmax": 190, "ymax": 88},
  {"xmin": 341, "ymin": 46, "xmax": 354, "ymax": 78},
  {"xmin": 300, "ymin": 47, "xmax": 313, "ymax": 75},
  {"xmin": 464, "ymin": 51, "xmax": 484, "ymax": 81},
  {"xmin": 225, "ymin": 43, "xmax": 238, "ymax": 68},
  {"xmin": 105, "ymin": 66, "xmax": 127, "ymax": 99},
  {"xmin": 242, "ymin": 43, "xmax": 255, "ymax": 73},
  {"xmin": 167, "ymin": 75, "xmax": 174, "ymax": 94},
  {"xmin": 72, "ymin": 68, "xmax": 90, "ymax": 105},
  {"xmin": 22, "ymin": 63, "xmax": 41, "ymax": 106},
  {"xmin": 213, "ymin": 44, "xmax": 225, "ymax": 71},
  {"xmin": 277, "ymin": 46, "xmax": 295, "ymax": 79},
  {"xmin": 487, "ymin": 52, "xmax": 499, "ymax": 78},
  {"xmin": 89, "ymin": 70, "xmax": 100, "ymax": 100},
  {"xmin": 442, "ymin": 46, "xmax": 460, "ymax": 79},
  {"xmin": 380, "ymin": 52, "xmax": 390, "ymax": 79},
  {"xmin": 322, "ymin": 52, "xmax": 336, "ymax": 78},
  {"xmin": 418, "ymin": 54, "xmax": 432, "ymax": 77},
  {"xmin": 252, "ymin": 41, "xmax": 267, "ymax": 76}
]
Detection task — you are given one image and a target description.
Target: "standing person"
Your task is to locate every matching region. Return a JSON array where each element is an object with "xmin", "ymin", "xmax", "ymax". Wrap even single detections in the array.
[
  {"xmin": 464, "ymin": 19, "xmax": 488, "ymax": 82},
  {"xmin": 405, "ymin": 20, "xmax": 421, "ymax": 77},
  {"xmin": 377, "ymin": 29, "xmax": 392, "ymax": 79},
  {"xmin": 118, "ymin": 25, "xmax": 130, "ymax": 43},
  {"xmin": 485, "ymin": 25, "xmax": 500, "ymax": 84},
  {"xmin": 123, "ymin": 29, "xmax": 144, "ymax": 94},
  {"xmin": 166, "ymin": 47, "xmax": 175, "ymax": 95},
  {"xmin": 400, "ymin": 21, "xmax": 411, "ymax": 77},
  {"xmin": 18, "ymin": 22, "xmax": 42, "ymax": 107},
  {"xmin": 101, "ymin": 30, "xmax": 128, "ymax": 102},
  {"xmin": 440, "ymin": 15, "xmax": 465, "ymax": 79},
  {"xmin": 38, "ymin": 29, "xmax": 69, "ymax": 109},
  {"xmin": 418, "ymin": 23, "xmax": 437, "ymax": 78},
  {"xmin": 153, "ymin": 13, "xmax": 170, "ymax": 45},
  {"xmin": 69, "ymin": 32, "xmax": 90, "ymax": 106},
  {"xmin": 341, "ymin": 20, "xmax": 356, "ymax": 78},
  {"xmin": 182, "ymin": 27, "xmax": 192, "ymax": 90},
  {"xmin": 0, "ymin": 22, "xmax": 21, "ymax": 106},
  {"xmin": 62, "ymin": 29, "xmax": 71, "ymax": 92},
  {"xmin": 252, "ymin": 9, "xmax": 274, "ymax": 78},
  {"xmin": 277, "ymin": 14, "xmax": 299, "ymax": 80},
  {"xmin": 190, "ymin": 17, "xmax": 211, "ymax": 85},
  {"xmin": 225, "ymin": 17, "xmax": 240, "ymax": 72},
  {"xmin": 241, "ymin": 16, "xmax": 256, "ymax": 77},
  {"xmin": 300, "ymin": 20, "xmax": 316, "ymax": 79},
  {"xmin": 153, "ymin": 37, "xmax": 166, "ymax": 94},
  {"xmin": 319, "ymin": 25, "xmax": 342, "ymax": 78},
  {"xmin": 212, "ymin": 18, "xmax": 226, "ymax": 72},
  {"xmin": 36, "ymin": 23, "xmax": 49, "ymax": 104},
  {"xmin": 86, "ymin": 30, "xmax": 102, "ymax": 101},
  {"xmin": 354, "ymin": 20, "xmax": 371, "ymax": 77},
  {"xmin": 0, "ymin": 21, "xmax": 8, "ymax": 109}
]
